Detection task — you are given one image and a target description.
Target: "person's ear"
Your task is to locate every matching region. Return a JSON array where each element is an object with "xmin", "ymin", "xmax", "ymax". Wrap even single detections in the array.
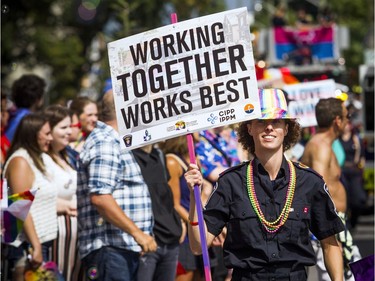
[
  {"xmin": 247, "ymin": 123, "xmax": 253, "ymax": 136},
  {"xmin": 285, "ymin": 123, "xmax": 289, "ymax": 136}
]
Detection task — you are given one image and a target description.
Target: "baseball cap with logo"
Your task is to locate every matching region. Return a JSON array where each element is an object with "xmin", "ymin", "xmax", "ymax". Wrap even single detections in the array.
[{"xmin": 258, "ymin": 88, "xmax": 292, "ymax": 119}]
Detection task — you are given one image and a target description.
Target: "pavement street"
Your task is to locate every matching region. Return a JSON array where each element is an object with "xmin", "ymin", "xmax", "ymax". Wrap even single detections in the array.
[{"xmin": 352, "ymin": 212, "xmax": 374, "ymax": 259}]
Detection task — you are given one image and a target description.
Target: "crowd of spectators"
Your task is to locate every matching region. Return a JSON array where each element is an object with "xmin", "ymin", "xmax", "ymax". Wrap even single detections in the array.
[{"xmin": 0, "ymin": 75, "xmax": 371, "ymax": 281}]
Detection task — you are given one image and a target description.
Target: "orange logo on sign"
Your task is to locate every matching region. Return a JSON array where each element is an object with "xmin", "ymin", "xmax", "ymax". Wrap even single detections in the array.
[{"xmin": 244, "ymin": 103, "xmax": 254, "ymax": 114}]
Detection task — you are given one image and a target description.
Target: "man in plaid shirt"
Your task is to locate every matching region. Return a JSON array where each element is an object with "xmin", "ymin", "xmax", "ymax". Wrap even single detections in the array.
[{"xmin": 77, "ymin": 90, "xmax": 157, "ymax": 280}]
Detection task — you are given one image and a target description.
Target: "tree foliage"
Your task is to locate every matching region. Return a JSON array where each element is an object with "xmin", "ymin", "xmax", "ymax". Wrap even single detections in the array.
[
  {"xmin": 326, "ymin": 0, "xmax": 374, "ymax": 69},
  {"xmin": 1, "ymin": 0, "xmax": 371, "ymax": 102},
  {"xmin": 1, "ymin": 0, "xmax": 224, "ymax": 103}
]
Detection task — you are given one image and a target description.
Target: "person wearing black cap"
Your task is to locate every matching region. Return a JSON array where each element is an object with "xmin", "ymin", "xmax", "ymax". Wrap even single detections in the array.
[{"xmin": 184, "ymin": 88, "xmax": 345, "ymax": 281}]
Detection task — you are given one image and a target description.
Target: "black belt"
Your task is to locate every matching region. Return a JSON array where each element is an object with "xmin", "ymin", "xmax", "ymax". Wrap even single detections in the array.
[{"xmin": 232, "ymin": 267, "xmax": 307, "ymax": 281}]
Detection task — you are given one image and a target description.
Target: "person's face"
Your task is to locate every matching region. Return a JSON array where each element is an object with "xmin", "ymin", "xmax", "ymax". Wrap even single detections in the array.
[
  {"xmin": 51, "ymin": 116, "xmax": 72, "ymax": 152},
  {"xmin": 1, "ymin": 99, "xmax": 9, "ymax": 128},
  {"xmin": 35, "ymin": 98, "xmax": 44, "ymax": 110},
  {"xmin": 1, "ymin": 110, "xmax": 9, "ymax": 128},
  {"xmin": 343, "ymin": 122, "xmax": 352, "ymax": 134},
  {"xmin": 337, "ymin": 104, "xmax": 350, "ymax": 137},
  {"xmin": 79, "ymin": 103, "xmax": 98, "ymax": 134},
  {"xmin": 69, "ymin": 113, "xmax": 81, "ymax": 142},
  {"xmin": 247, "ymin": 119, "xmax": 288, "ymax": 153},
  {"xmin": 37, "ymin": 122, "xmax": 53, "ymax": 152}
]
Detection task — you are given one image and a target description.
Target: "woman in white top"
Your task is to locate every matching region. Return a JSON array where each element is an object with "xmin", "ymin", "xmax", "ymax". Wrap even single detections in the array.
[
  {"xmin": 44, "ymin": 105, "xmax": 81, "ymax": 281},
  {"xmin": 3, "ymin": 113, "xmax": 57, "ymax": 281}
]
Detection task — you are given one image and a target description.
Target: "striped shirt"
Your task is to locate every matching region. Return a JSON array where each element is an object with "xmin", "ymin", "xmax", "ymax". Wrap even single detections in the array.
[{"xmin": 77, "ymin": 121, "xmax": 153, "ymax": 258}]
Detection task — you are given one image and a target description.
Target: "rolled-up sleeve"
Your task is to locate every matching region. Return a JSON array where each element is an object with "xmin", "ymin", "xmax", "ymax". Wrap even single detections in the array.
[
  {"xmin": 85, "ymin": 137, "xmax": 121, "ymax": 195},
  {"xmin": 310, "ymin": 182, "xmax": 345, "ymax": 240}
]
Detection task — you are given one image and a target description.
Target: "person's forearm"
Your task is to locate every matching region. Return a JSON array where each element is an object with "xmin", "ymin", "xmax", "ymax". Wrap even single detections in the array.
[
  {"xmin": 324, "ymin": 248, "xmax": 343, "ymax": 281},
  {"xmin": 187, "ymin": 192, "xmax": 215, "ymax": 254},
  {"xmin": 176, "ymin": 205, "xmax": 190, "ymax": 224},
  {"xmin": 185, "ymin": 163, "xmax": 215, "ymax": 254},
  {"xmin": 23, "ymin": 214, "xmax": 43, "ymax": 267},
  {"xmin": 91, "ymin": 194, "xmax": 157, "ymax": 253},
  {"xmin": 91, "ymin": 194, "xmax": 144, "ymax": 238},
  {"xmin": 321, "ymin": 236, "xmax": 344, "ymax": 281},
  {"xmin": 56, "ymin": 198, "xmax": 76, "ymax": 215},
  {"xmin": 188, "ymin": 192, "xmax": 204, "ymax": 254},
  {"xmin": 23, "ymin": 215, "xmax": 41, "ymax": 250}
]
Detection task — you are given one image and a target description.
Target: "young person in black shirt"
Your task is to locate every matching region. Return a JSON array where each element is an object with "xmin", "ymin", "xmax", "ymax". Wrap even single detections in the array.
[
  {"xmin": 185, "ymin": 88, "xmax": 345, "ymax": 281},
  {"xmin": 133, "ymin": 144, "xmax": 182, "ymax": 281}
]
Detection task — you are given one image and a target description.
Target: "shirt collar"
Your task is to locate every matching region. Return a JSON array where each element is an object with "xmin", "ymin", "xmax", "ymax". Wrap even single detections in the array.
[
  {"xmin": 133, "ymin": 147, "xmax": 158, "ymax": 165},
  {"xmin": 252, "ymin": 156, "xmax": 288, "ymax": 180},
  {"xmin": 96, "ymin": 120, "xmax": 120, "ymax": 138}
]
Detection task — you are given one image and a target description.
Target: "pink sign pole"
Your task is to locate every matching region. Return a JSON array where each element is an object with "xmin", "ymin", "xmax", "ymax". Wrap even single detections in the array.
[{"xmin": 170, "ymin": 13, "xmax": 212, "ymax": 281}]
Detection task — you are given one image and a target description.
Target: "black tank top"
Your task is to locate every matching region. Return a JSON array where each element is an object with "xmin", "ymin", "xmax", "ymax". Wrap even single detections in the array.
[{"xmin": 339, "ymin": 136, "xmax": 356, "ymax": 163}]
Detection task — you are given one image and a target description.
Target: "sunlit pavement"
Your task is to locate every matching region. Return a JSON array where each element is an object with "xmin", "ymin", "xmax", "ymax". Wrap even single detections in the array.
[{"xmin": 352, "ymin": 213, "xmax": 375, "ymax": 258}]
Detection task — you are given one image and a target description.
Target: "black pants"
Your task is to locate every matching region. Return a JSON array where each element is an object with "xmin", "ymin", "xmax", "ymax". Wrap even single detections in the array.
[
  {"xmin": 232, "ymin": 268, "xmax": 307, "ymax": 281},
  {"xmin": 341, "ymin": 167, "xmax": 367, "ymax": 228}
]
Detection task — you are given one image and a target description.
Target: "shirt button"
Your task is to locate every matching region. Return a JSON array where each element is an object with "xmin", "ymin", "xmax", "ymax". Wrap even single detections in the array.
[
  {"xmin": 97, "ymin": 217, "xmax": 104, "ymax": 226},
  {"xmin": 271, "ymin": 253, "xmax": 276, "ymax": 258},
  {"xmin": 271, "ymin": 278, "xmax": 276, "ymax": 281},
  {"xmin": 242, "ymin": 211, "xmax": 246, "ymax": 216}
]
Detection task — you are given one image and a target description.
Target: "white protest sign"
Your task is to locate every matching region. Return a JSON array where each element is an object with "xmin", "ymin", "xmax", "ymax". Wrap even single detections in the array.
[
  {"xmin": 283, "ymin": 79, "xmax": 336, "ymax": 127},
  {"xmin": 108, "ymin": 7, "xmax": 260, "ymax": 150}
]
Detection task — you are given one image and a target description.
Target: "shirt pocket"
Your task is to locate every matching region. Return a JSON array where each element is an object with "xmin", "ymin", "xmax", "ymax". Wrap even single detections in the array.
[
  {"xmin": 279, "ymin": 203, "xmax": 311, "ymax": 244},
  {"xmin": 226, "ymin": 201, "xmax": 264, "ymax": 246}
]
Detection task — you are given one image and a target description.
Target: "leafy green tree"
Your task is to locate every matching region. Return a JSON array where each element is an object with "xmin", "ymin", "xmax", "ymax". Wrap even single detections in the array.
[
  {"xmin": 326, "ymin": 0, "xmax": 374, "ymax": 71},
  {"xmin": 1, "ymin": 0, "xmax": 225, "ymax": 104}
]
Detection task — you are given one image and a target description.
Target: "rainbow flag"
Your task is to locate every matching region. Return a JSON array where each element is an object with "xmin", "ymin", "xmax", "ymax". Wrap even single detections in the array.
[
  {"xmin": 25, "ymin": 261, "xmax": 64, "ymax": 281},
  {"xmin": 1, "ymin": 183, "xmax": 37, "ymax": 243},
  {"xmin": 274, "ymin": 26, "xmax": 335, "ymax": 60}
]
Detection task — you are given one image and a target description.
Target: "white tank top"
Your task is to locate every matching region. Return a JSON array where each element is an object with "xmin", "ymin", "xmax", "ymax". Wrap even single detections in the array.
[
  {"xmin": 3, "ymin": 148, "xmax": 58, "ymax": 245},
  {"xmin": 44, "ymin": 154, "xmax": 77, "ymax": 205}
]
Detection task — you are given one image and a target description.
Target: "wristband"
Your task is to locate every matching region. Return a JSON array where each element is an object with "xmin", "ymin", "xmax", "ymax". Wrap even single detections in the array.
[{"xmin": 189, "ymin": 218, "xmax": 199, "ymax": 226}]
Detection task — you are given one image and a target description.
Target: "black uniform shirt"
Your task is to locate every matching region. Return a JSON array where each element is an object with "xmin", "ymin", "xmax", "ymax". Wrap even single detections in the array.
[{"xmin": 203, "ymin": 156, "xmax": 345, "ymax": 272}]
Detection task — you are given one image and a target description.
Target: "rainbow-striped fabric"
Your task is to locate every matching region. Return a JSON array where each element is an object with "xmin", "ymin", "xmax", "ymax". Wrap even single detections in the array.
[
  {"xmin": 258, "ymin": 88, "xmax": 291, "ymax": 119},
  {"xmin": 24, "ymin": 261, "xmax": 64, "ymax": 281},
  {"xmin": 2, "ymin": 188, "xmax": 37, "ymax": 243}
]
